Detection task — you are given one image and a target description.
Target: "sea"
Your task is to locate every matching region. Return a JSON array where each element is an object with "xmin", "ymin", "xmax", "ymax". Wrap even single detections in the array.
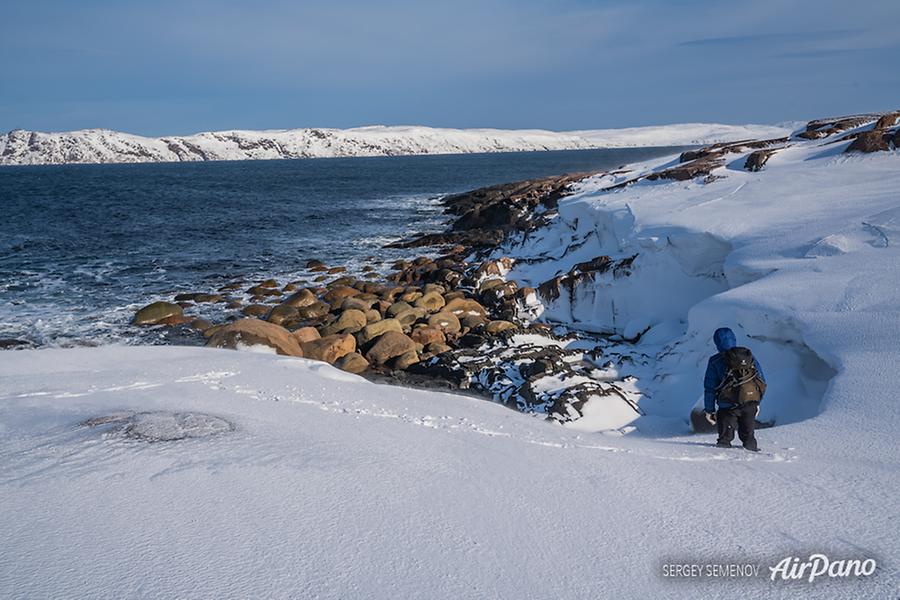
[{"xmin": 0, "ymin": 147, "xmax": 684, "ymax": 347}]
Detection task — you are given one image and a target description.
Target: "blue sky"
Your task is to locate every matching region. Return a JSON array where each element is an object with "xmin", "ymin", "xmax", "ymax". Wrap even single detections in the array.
[{"xmin": 2, "ymin": 0, "xmax": 898, "ymax": 135}]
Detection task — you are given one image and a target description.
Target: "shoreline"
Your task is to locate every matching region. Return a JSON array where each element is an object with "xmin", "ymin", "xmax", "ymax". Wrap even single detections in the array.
[{"xmin": 126, "ymin": 168, "xmax": 637, "ymax": 424}]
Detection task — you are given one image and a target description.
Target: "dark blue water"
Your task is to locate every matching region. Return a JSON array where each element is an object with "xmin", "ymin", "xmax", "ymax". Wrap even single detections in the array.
[{"xmin": 0, "ymin": 147, "xmax": 684, "ymax": 346}]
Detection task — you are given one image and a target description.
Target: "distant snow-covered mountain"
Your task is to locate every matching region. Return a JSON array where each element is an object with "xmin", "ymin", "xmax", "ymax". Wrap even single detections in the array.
[{"xmin": 0, "ymin": 123, "xmax": 792, "ymax": 166}]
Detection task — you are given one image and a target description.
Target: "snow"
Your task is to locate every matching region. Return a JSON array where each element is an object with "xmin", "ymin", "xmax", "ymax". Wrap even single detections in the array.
[
  {"xmin": 0, "ymin": 122, "xmax": 791, "ymax": 165},
  {"xmin": 490, "ymin": 129, "xmax": 900, "ymax": 444},
  {"xmin": 1, "ymin": 346, "xmax": 896, "ymax": 598},
  {"xmin": 2, "ymin": 119, "xmax": 898, "ymax": 597}
]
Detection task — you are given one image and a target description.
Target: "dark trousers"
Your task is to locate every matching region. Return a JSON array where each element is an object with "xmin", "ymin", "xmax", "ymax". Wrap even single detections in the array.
[{"xmin": 717, "ymin": 402, "xmax": 758, "ymax": 450}]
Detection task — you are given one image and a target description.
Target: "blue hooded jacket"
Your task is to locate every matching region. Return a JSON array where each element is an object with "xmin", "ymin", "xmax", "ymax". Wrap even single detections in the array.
[{"xmin": 703, "ymin": 327, "xmax": 765, "ymax": 412}]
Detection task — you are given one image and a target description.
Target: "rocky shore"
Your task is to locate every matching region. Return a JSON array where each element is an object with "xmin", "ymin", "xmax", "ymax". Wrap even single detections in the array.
[
  {"xmin": 132, "ymin": 111, "xmax": 900, "ymax": 426},
  {"xmin": 130, "ymin": 168, "xmax": 643, "ymax": 423}
]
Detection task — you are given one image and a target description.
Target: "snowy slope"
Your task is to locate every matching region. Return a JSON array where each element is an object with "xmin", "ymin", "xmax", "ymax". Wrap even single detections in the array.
[
  {"xmin": 0, "ymin": 346, "xmax": 896, "ymax": 599},
  {"xmin": 0, "ymin": 123, "xmax": 791, "ymax": 165},
  {"xmin": 485, "ymin": 117, "xmax": 900, "ymax": 456}
]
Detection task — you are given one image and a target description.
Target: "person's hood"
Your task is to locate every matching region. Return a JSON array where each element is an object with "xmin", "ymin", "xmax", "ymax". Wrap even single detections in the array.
[{"xmin": 714, "ymin": 327, "xmax": 737, "ymax": 352}]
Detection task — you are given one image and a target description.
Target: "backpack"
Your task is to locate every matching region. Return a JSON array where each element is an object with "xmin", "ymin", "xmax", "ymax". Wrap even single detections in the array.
[{"xmin": 716, "ymin": 346, "xmax": 766, "ymax": 405}]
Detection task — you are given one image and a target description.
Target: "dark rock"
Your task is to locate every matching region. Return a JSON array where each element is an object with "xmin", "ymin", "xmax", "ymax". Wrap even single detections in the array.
[{"xmin": 845, "ymin": 130, "xmax": 890, "ymax": 153}]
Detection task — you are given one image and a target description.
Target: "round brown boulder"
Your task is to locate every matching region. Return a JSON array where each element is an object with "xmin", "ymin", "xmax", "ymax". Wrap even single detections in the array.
[
  {"xmin": 365, "ymin": 331, "xmax": 417, "ymax": 365},
  {"xmin": 410, "ymin": 326, "xmax": 446, "ymax": 346},
  {"xmin": 267, "ymin": 304, "xmax": 299, "ymax": 326},
  {"xmin": 392, "ymin": 350, "xmax": 420, "ymax": 370},
  {"xmin": 461, "ymin": 314, "xmax": 487, "ymax": 330},
  {"xmin": 414, "ymin": 291, "xmax": 446, "ymax": 313},
  {"xmin": 426, "ymin": 341, "xmax": 452, "ymax": 355},
  {"xmin": 241, "ymin": 304, "xmax": 270, "ymax": 318},
  {"xmin": 395, "ymin": 307, "xmax": 427, "ymax": 328},
  {"xmin": 189, "ymin": 318, "xmax": 214, "ymax": 332},
  {"xmin": 133, "ymin": 301, "xmax": 184, "ymax": 326},
  {"xmin": 357, "ymin": 318, "xmax": 403, "ymax": 345},
  {"xmin": 292, "ymin": 326, "xmax": 321, "ymax": 344},
  {"xmin": 322, "ymin": 286, "xmax": 360, "ymax": 307},
  {"xmin": 444, "ymin": 298, "xmax": 488, "ymax": 317},
  {"xmin": 247, "ymin": 284, "xmax": 282, "ymax": 297},
  {"xmin": 320, "ymin": 309, "xmax": 368, "ymax": 336},
  {"xmin": 297, "ymin": 301, "xmax": 330, "ymax": 319},
  {"xmin": 400, "ymin": 290, "xmax": 423, "ymax": 303},
  {"xmin": 386, "ymin": 301, "xmax": 413, "ymax": 318},
  {"xmin": 427, "ymin": 311, "xmax": 461, "ymax": 334},
  {"xmin": 335, "ymin": 352, "xmax": 369, "ymax": 374},
  {"xmin": 342, "ymin": 296, "xmax": 375, "ymax": 312},
  {"xmin": 485, "ymin": 320, "xmax": 517, "ymax": 335},
  {"xmin": 206, "ymin": 318, "xmax": 304, "ymax": 356},
  {"xmin": 283, "ymin": 289, "xmax": 318, "ymax": 308},
  {"xmin": 301, "ymin": 333, "xmax": 356, "ymax": 364}
]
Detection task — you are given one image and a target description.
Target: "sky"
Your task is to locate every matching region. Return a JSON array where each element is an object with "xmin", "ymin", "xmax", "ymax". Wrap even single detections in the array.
[{"xmin": 1, "ymin": 0, "xmax": 898, "ymax": 135}]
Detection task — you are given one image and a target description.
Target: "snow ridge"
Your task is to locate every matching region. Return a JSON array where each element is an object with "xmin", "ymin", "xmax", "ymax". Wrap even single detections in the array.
[{"xmin": 0, "ymin": 123, "xmax": 791, "ymax": 166}]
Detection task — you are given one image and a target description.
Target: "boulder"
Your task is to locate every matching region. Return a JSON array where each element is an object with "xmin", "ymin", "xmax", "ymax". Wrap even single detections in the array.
[
  {"xmin": 426, "ymin": 341, "xmax": 452, "ymax": 355},
  {"xmin": 428, "ymin": 311, "xmax": 461, "ymax": 334},
  {"xmin": 320, "ymin": 309, "xmax": 368, "ymax": 336},
  {"xmin": 292, "ymin": 327, "xmax": 321, "ymax": 344},
  {"xmin": 301, "ymin": 334, "xmax": 356, "ymax": 364},
  {"xmin": 444, "ymin": 297, "xmax": 487, "ymax": 317},
  {"xmin": 322, "ymin": 286, "xmax": 360, "ymax": 306},
  {"xmin": 365, "ymin": 309, "xmax": 382, "ymax": 324},
  {"xmin": 189, "ymin": 318, "xmax": 214, "ymax": 332},
  {"xmin": 414, "ymin": 291, "xmax": 446, "ymax": 313},
  {"xmin": 400, "ymin": 290, "xmax": 423, "ymax": 303},
  {"xmin": 241, "ymin": 304, "xmax": 270, "ymax": 318},
  {"xmin": 744, "ymin": 149, "xmax": 775, "ymax": 172},
  {"xmin": 174, "ymin": 292, "xmax": 222, "ymax": 303},
  {"xmin": 845, "ymin": 130, "xmax": 890, "ymax": 153},
  {"xmin": 133, "ymin": 301, "xmax": 184, "ymax": 325},
  {"xmin": 306, "ymin": 259, "xmax": 326, "ymax": 269},
  {"xmin": 386, "ymin": 301, "xmax": 414, "ymax": 317},
  {"xmin": 341, "ymin": 296, "xmax": 375, "ymax": 311},
  {"xmin": 267, "ymin": 304, "xmax": 299, "ymax": 326},
  {"xmin": 247, "ymin": 284, "xmax": 281, "ymax": 297},
  {"xmin": 283, "ymin": 289, "xmax": 318, "ymax": 308},
  {"xmin": 395, "ymin": 307, "xmax": 427, "ymax": 328},
  {"xmin": 357, "ymin": 318, "xmax": 403, "ymax": 345},
  {"xmin": 335, "ymin": 352, "xmax": 369, "ymax": 374},
  {"xmin": 410, "ymin": 327, "xmax": 446, "ymax": 346},
  {"xmin": 461, "ymin": 314, "xmax": 487, "ymax": 330},
  {"xmin": 392, "ymin": 350, "xmax": 420, "ymax": 370},
  {"xmin": 365, "ymin": 331, "xmax": 417, "ymax": 365},
  {"xmin": 297, "ymin": 301, "xmax": 330, "ymax": 319},
  {"xmin": 206, "ymin": 318, "xmax": 304, "ymax": 356},
  {"xmin": 485, "ymin": 320, "xmax": 517, "ymax": 335},
  {"xmin": 873, "ymin": 112, "xmax": 900, "ymax": 130}
]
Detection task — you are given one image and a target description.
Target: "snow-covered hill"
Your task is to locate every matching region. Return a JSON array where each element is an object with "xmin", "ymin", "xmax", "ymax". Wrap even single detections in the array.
[{"xmin": 0, "ymin": 123, "xmax": 792, "ymax": 165}]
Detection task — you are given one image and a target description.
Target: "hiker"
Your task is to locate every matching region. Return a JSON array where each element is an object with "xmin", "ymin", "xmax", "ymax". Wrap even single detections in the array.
[{"xmin": 703, "ymin": 327, "xmax": 766, "ymax": 451}]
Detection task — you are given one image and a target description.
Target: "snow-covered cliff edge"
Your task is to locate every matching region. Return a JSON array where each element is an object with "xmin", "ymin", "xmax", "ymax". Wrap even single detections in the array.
[{"xmin": 0, "ymin": 123, "xmax": 791, "ymax": 166}]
